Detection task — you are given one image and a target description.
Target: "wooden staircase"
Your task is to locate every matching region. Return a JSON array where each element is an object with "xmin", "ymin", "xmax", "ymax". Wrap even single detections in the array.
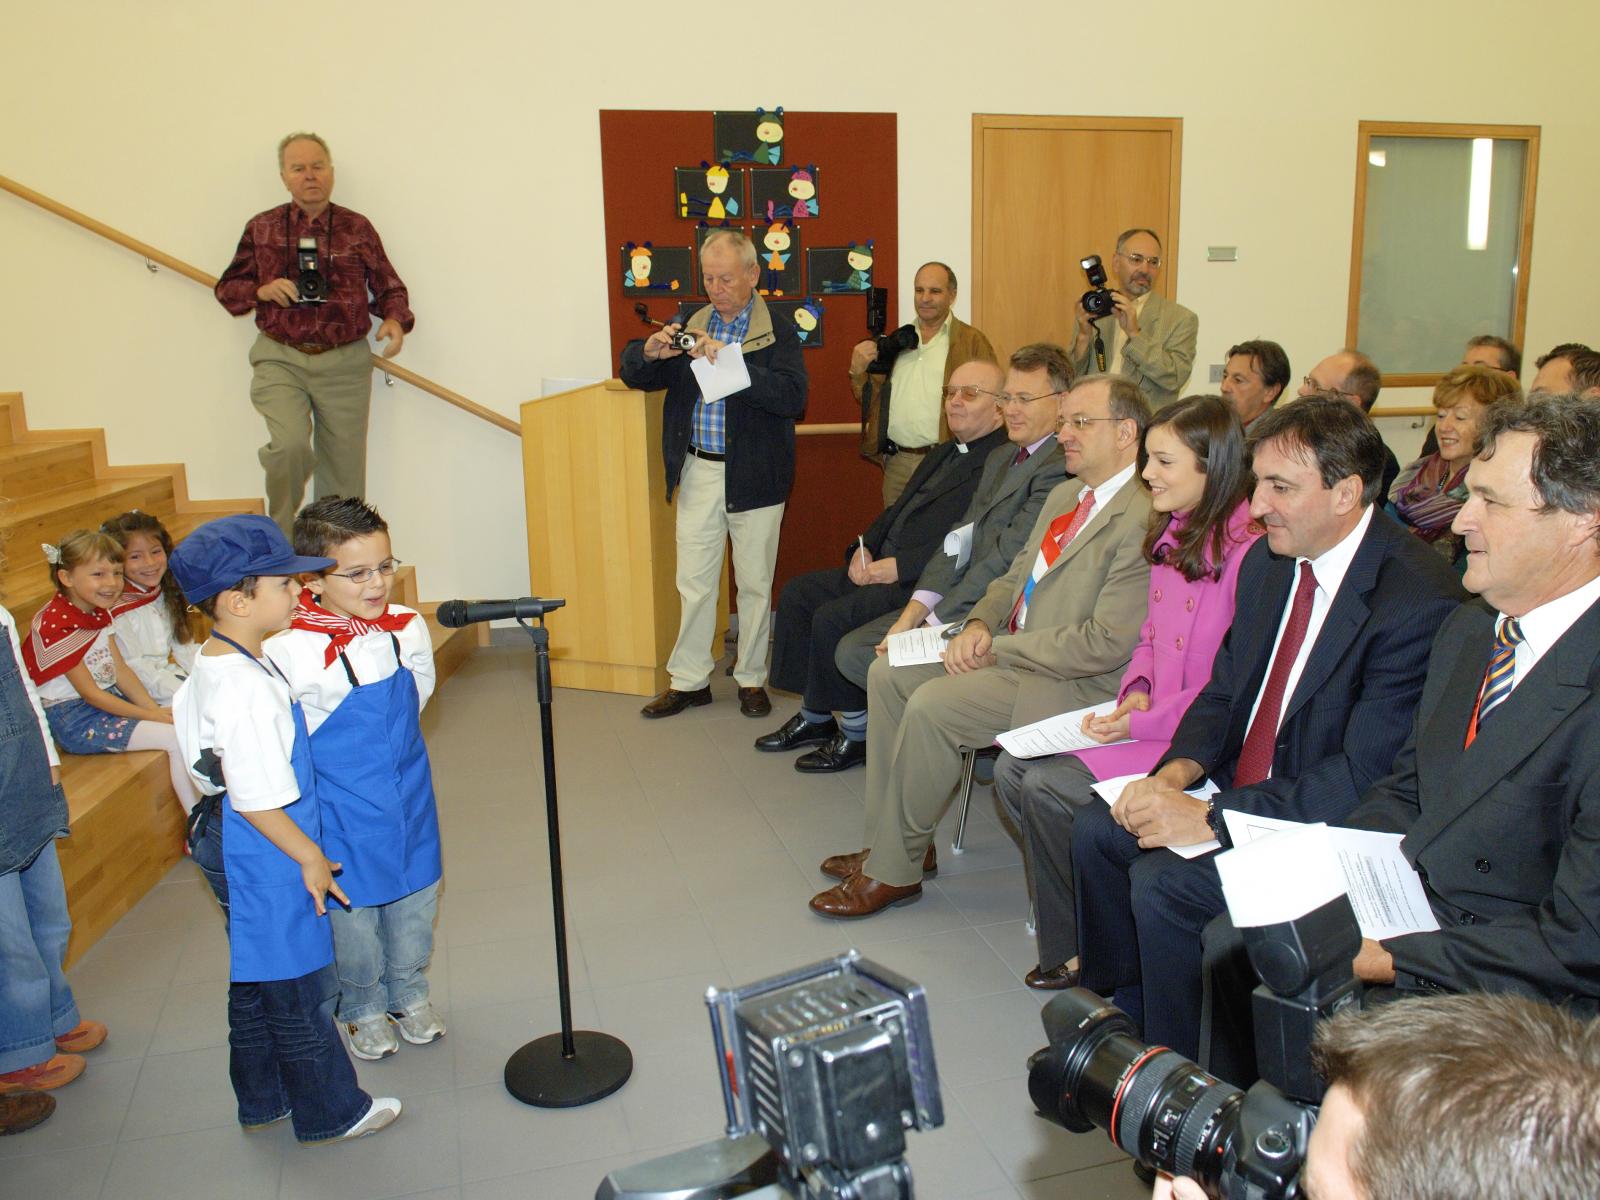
[{"xmin": 0, "ymin": 391, "xmax": 485, "ymax": 964}]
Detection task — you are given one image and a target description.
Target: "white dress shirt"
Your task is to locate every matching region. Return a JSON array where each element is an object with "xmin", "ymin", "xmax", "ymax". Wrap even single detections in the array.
[{"xmin": 1501, "ymin": 571, "xmax": 1600, "ymax": 693}]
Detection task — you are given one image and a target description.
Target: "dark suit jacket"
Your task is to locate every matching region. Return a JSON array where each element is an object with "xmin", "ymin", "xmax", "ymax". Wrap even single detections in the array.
[
  {"xmin": 914, "ymin": 440, "xmax": 1068, "ymax": 623},
  {"xmin": 853, "ymin": 425, "xmax": 1009, "ymax": 584},
  {"xmin": 1346, "ymin": 593, "xmax": 1600, "ymax": 1013},
  {"xmin": 1158, "ymin": 508, "xmax": 1465, "ymax": 826}
]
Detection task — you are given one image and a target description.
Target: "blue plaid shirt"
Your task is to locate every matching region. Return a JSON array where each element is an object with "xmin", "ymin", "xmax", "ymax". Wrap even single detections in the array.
[{"xmin": 691, "ymin": 297, "xmax": 754, "ymax": 454}]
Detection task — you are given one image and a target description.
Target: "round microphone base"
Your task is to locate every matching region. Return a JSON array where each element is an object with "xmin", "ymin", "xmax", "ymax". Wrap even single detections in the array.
[{"xmin": 503, "ymin": 1030, "xmax": 633, "ymax": 1108}]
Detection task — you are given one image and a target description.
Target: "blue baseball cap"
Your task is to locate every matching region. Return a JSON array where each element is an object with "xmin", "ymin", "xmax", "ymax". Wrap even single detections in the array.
[{"xmin": 169, "ymin": 515, "xmax": 334, "ymax": 603}]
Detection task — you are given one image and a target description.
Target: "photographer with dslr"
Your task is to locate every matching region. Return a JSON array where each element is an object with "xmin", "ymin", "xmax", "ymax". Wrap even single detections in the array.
[
  {"xmin": 1071, "ymin": 229, "xmax": 1197, "ymax": 411},
  {"xmin": 849, "ymin": 262, "xmax": 996, "ymax": 503},
  {"xmin": 215, "ymin": 133, "xmax": 413, "ymax": 534}
]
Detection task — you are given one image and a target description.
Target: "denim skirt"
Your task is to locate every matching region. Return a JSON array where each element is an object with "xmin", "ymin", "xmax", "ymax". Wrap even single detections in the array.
[{"xmin": 44, "ymin": 689, "xmax": 137, "ymax": 754}]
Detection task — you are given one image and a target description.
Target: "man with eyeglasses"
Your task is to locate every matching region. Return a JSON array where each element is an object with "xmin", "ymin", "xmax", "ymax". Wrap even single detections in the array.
[
  {"xmin": 1298, "ymin": 350, "xmax": 1401, "ymax": 496},
  {"xmin": 1070, "ymin": 229, "xmax": 1197, "ymax": 411},
  {"xmin": 850, "ymin": 262, "xmax": 998, "ymax": 504},
  {"xmin": 809, "ymin": 371, "xmax": 1154, "ymax": 919},
  {"xmin": 757, "ymin": 360, "xmax": 1011, "ymax": 771}
]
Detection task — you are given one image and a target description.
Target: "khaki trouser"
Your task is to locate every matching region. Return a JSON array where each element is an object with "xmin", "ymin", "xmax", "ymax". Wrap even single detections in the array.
[
  {"xmin": 666, "ymin": 453, "xmax": 785, "ymax": 691},
  {"xmin": 880, "ymin": 446, "xmax": 928, "ymax": 507},
  {"xmin": 248, "ymin": 333, "xmax": 373, "ymax": 532}
]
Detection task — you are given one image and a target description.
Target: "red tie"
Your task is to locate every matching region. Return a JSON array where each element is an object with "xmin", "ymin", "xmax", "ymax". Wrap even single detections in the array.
[
  {"xmin": 1012, "ymin": 445, "xmax": 1032, "ymax": 467},
  {"xmin": 1233, "ymin": 562, "xmax": 1318, "ymax": 787},
  {"xmin": 1007, "ymin": 489, "xmax": 1097, "ymax": 632}
]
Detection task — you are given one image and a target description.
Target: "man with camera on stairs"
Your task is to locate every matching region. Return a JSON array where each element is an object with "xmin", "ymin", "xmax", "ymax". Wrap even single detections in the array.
[
  {"xmin": 850, "ymin": 262, "xmax": 997, "ymax": 504},
  {"xmin": 1071, "ymin": 228, "xmax": 1197, "ymax": 412}
]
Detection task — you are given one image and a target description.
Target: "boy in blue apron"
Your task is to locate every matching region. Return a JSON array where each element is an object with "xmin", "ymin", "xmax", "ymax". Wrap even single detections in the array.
[
  {"xmin": 170, "ymin": 515, "xmax": 401, "ymax": 1144},
  {"xmin": 265, "ymin": 497, "xmax": 444, "ymax": 1061}
]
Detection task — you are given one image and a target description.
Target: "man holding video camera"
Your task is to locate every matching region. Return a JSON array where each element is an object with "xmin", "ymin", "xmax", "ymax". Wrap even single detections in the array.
[
  {"xmin": 850, "ymin": 262, "xmax": 996, "ymax": 503},
  {"xmin": 1070, "ymin": 229, "xmax": 1197, "ymax": 411},
  {"xmin": 215, "ymin": 132, "xmax": 413, "ymax": 534}
]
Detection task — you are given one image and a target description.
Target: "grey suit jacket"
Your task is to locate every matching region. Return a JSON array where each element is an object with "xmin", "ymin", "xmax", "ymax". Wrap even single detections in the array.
[
  {"xmin": 1072, "ymin": 291, "xmax": 1198, "ymax": 410},
  {"xmin": 913, "ymin": 440, "xmax": 1067, "ymax": 623},
  {"xmin": 1347, "ymin": 593, "xmax": 1600, "ymax": 1013},
  {"xmin": 965, "ymin": 475, "xmax": 1154, "ymax": 726}
]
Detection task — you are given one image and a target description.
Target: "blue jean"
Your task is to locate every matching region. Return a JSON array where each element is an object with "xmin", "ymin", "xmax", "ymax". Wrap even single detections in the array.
[
  {"xmin": 328, "ymin": 881, "xmax": 439, "ymax": 1022},
  {"xmin": 0, "ymin": 841, "xmax": 81, "ymax": 1074}
]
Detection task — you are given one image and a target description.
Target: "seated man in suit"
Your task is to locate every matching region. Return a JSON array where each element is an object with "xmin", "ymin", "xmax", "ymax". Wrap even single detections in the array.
[
  {"xmin": 1201, "ymin": 395, "xmax": 1600, "ymax": 1085},
  {"xmin": 1071, "ymin": 397, "xmax": 1464, "ymax": 1063},
  {"xmin": 1070, "ymin": 229, "xmax": 1197, "ymax": 411},
  {"xmin": 832, "ymin": 344, "xmax": 1072, "ymax": 724},
  {"xmin": 809, "ymin": 373, "xmax": 1154, "ymax": 918},
  {"xmin": 756, "ymin": 358, "xmax": 1009, "ymax": 772},
  {"xmin": 1298, "ymin": 349, "xmax": 1402, "ymax": 496}
]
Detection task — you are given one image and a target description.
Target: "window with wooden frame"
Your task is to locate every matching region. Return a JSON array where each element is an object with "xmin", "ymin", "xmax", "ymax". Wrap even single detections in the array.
[{"xmin": 1346, "ymin": 121, "xmax": 1539, "ymax": 388}]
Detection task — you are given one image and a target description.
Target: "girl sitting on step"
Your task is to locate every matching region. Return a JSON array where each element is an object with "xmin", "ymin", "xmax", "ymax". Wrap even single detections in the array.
[
  {"xmin": 101, "ymin": 511, "xmax": 198, "ymax": 705},
  {"xmin": 22, "ymin": 530, "xmax": 198, "ymax": 815}
]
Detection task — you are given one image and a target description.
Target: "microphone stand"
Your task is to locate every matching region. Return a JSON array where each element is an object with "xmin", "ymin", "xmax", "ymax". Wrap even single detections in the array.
[{"xmin": 503, "ymin": 607, "xmax": 633, "ymax": 1106}]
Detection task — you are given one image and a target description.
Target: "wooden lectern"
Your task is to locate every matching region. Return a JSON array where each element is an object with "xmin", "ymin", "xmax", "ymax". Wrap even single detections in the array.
[{"xmin": 520, "ymin": 380, "xmax": 726, "ymax": 697}]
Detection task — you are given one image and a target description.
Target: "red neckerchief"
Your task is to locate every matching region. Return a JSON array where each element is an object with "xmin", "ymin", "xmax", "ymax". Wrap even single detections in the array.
[
  {"xmin": 111, "ymin": 577, "xmax": 164, "ymax": 618},
  {"xmin": 23, "ymin": 594, "xmax": 113, "ymax": 685},
  {"xmin": 289, "ymin": 588, "xmax": 416, "ymax": 668}
]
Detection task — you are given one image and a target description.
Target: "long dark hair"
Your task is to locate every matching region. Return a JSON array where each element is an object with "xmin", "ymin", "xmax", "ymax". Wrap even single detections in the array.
[
  {"xmin": 1137, "ymin": 395, "xmax": 1252, "ymax": 581},
  {"xmin": 100, "ymin": 510, "xmax": 194, "ymax": 644}
]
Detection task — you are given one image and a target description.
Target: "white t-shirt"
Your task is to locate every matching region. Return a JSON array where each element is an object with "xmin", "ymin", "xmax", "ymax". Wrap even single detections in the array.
[
  {"xmin": 35, "ymin": 627, "xmax": 117, "ymax": 707},
  {"xmin": 173, "ymin": 645, "xmax": 301, "ymax": 813},
  {"xmin": 1, "ymin": 604, "xmax": 60, "ymax": 768},
  {"xmin": 112, "ymin": 601, "xmax": 199, "ymax": 705},
  {"xmin": 263, "ymin": 605, "xmax": 435, "ymax": 736}
]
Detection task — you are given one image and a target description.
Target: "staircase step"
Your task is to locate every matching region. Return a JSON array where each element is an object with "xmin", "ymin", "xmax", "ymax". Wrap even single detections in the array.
[{"xmin": 0, "ymin": 439, "xmax": 97, "ymax": 495}]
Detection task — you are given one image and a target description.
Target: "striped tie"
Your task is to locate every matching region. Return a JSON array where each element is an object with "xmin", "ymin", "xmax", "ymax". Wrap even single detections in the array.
[{"xmin": 1468, "ymin": 616, "xmax": 1524, "ymax": 743}]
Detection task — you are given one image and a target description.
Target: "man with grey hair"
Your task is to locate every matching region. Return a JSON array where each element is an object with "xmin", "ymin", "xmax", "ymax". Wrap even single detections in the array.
[
  {"xmin": 621, "ymin": 229, "xmax": 808, "ymax": 720},
  {"xmin": 216, "ymin": 133, "xmax": 413, "ymax": 533},
  {"xmin": 1070, "ymin": 229, "xmax": 1197, "ymax": 410},
  {"xmin": 809, "ymin": 370, "xmax": 1154, "ymax": 918}
]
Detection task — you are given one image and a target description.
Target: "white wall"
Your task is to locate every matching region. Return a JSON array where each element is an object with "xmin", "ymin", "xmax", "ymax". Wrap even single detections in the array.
[{"xmin": 4, "ymin": 0, "xmax": 1596, "ymax": 601}]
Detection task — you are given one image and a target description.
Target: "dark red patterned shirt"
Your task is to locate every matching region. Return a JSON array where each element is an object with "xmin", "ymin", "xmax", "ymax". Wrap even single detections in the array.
[{"xmin": 214, "ymin": 202, "xmax": 414, "ymax": 347}]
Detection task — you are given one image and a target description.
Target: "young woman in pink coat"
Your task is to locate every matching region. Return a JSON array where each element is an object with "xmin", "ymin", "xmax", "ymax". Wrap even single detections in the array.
[{"xmin": 992, "ymin": 393, "xmax": 1260, "ymax": 990}]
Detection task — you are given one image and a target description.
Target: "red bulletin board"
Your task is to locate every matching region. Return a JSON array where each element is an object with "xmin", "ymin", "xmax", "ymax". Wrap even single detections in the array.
[{"xmin": 599, "ymin": 108, "xmax": 897, "ymax": 596}]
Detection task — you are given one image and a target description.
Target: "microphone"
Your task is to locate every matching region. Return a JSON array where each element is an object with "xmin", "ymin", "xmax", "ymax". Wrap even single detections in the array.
[{"xmin": 436, "ymin": 597, "xmax": 566, "ymax": 627}]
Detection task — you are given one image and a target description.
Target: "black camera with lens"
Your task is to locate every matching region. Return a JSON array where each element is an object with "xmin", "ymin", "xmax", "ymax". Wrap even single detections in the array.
[
  {"xmin": 1080, "ymin": 254, "xmax": 1116, "ymax": 319},
  {"xmin": 295, "ymin": 236, "xmax": 328, "ymax": 305},
  {"xmin": 863, "ymin": 285, "xmax": 919, "ymax": 375}
]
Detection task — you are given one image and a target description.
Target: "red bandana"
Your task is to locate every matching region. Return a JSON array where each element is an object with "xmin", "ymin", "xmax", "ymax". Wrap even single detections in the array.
[
  {"xmin": 111, "ymin": 578, "xmax": 164, "ymax": 618},
  {"xmin": 23, "ymin": 594, "xmax": 113, "ymax": 685},
  {"xmin": 289, "ymin": 588, "xmax": 416, "ymax": 668}
]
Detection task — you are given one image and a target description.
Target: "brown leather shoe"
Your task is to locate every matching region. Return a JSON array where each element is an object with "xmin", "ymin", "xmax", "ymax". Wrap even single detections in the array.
[
  {"xmin": 0, "ymin": 1091, "xmax": 55, "ymax": 1135},
  {"xmin": 819, "ymin": 844, "xmax": 937, "ymax": 881},
  {"xmin": 1024, "ymin": 961, "xmax": 1082, "ymax": 991},
  {"xmin": 640, "ymin": 686, "xmax": 713, "ymax": 719},
  {"xmin": 809, "ymin": 872, "xmax": 923, "ymax": 919},
  {"xmin": 737, "ymin": 687, "xmax": 772, "ymax": 718}
]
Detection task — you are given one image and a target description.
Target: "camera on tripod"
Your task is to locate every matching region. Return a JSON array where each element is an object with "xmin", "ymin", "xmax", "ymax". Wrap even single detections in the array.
[
  {"xmin": 865, "ymin": 286, "xmax": 919, "ymax": 376},
  {"xmin": 1028, "ymin": 891, "xmax": 1364, "ymax": 1198},
  {"xmin": 1080, "ymin": 254, "xmax": 1116, "ymax": 319},
  {"xmin": 295, "ymin": 237, "xmax": 328, "ymax": 304}
]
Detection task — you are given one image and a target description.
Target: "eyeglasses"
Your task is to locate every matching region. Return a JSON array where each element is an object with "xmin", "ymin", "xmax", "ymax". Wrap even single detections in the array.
[
  {"xmin": 1301, "ymin": 377, "xmax": 1358, "ymax": 403},
  {"xmin": 999, "ymin": 389, "xmax": 1065, "ymax": 408},
  {"xmin": 325, "ymin": 558, "xmax": 402, "ymax": 585},
  {"xmin": 1059, "ymin": 415, "xmax": 1126, "ymax": 431},
  {"xmin": 1117, "ymin": 251, "xmax": 1162, "ymax": 269},
  {"xmin": 941, "ymin": 385, "xmax": 1004, "ymax": 403}
]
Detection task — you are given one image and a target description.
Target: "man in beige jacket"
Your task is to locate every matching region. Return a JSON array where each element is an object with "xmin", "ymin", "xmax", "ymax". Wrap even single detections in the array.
[{"xmin": 1070, "ymin": 229, "xmax": 1196, "ymax": 411}]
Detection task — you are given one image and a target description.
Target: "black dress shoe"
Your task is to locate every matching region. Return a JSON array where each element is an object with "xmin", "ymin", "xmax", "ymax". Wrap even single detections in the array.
[
  {"xmin": 640, "ymin": 687, "xmax": 713, "ymax": 719},
  {"xmin": 754, "ymin": 713, "xmax": 838, "ymax": 752},
  {"xmin": 738, "ymin": 687, "xmax": 772, "ymax": 718},
  {"xmin": 795, "ymin": 731, "xmax": 866, "ymax": 773},
  {"xmin": 1024, "ymin": 961, "xmax": 1082, "ymax": 990}
]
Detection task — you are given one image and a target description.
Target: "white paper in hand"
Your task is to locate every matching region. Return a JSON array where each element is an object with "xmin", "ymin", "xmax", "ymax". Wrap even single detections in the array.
[
  {"xmin": 1090, "ymin": 773, "xmax": 1221, "ymax": 859},
  {"xmin": 997, "ymin": 701, "xmax": 1130, "ymax": 759},
  {"xmin": 943, "ymin": 522, "xmax": 975, "ymax": 570},
  {"xmin": 887, "ymin": 623, "xmax": 952, "ymax": 668},
  {"xmin": 689, "ymin": 342, "xmax": 751, "ymax": 404}
]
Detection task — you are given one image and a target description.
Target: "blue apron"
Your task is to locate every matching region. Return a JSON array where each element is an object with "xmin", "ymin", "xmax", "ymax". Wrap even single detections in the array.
[
  {"xmin": 309, "ymin": 635, "xmax": 441, "ymax": 908},
  {"xmin": 214, "ymin": 633, "xmax": 335, "ymax": 983}
]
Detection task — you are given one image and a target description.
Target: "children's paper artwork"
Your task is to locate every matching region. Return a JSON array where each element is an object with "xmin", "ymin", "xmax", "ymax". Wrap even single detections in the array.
[
  {"xmin": 811, "ymin": 242, "xmax": 874, "ymax": 293},
  {"xmin": 714, "ymin": 108, "xmax": 784, "ymax": 165},
  {"xmin": 756, "ymin": 220, "xmax": 802, "ymax": 298},
  {"xmin": 620, "ymin": 242, "xmax": 691, "ymax": 295},
  {"xmin": 675, "ymin": 163, "xmax": 744, "ymax": 223},
  {"xmin": 751, "ymin": 165, "xmax": 819, "ymax": 221},
  {"xmin": 767, "ymin": 298, "xmax": 825, "ymax": 348}
]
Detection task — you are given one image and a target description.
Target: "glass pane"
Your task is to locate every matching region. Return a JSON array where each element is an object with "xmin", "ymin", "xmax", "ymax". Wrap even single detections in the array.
[{"xmin": 1356, "ymin": 136, "xmax": 1526, "ymax": 375}]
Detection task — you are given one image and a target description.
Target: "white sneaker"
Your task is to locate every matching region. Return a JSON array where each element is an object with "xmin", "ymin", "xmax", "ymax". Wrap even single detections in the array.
[
  {"xmin": 335, "ymin": 1096, "xmax": 402, "ymax": 1141},
  {"xmin": 341, "ymin": 1015, "xmax": 399, "ymax": 1061},
  {"xmin": 389, "ymin": 1000, "xmax": 446, "ymax": 1045}
]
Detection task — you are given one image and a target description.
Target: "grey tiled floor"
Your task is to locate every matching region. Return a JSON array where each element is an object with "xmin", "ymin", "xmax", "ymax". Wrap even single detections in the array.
[{"xmin": 10, "ymin": 645, "xmax": 1149, "ymax": 1199}]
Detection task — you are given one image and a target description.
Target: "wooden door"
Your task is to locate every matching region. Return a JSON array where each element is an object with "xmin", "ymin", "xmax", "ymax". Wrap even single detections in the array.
[{"xmin": 972, "ymin": 116, "xmax": 1183, "ymax": 363}]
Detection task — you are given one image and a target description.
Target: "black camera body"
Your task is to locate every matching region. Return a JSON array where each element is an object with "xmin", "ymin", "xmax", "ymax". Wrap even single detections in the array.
[
  {"xmin": 869, "ymin": 324, "xmax": 920, "ymax": 375},
  {"xmin": 1080, "ymin": 254, "xmax": 1116, "ymax": 319},
  {"xmin": 295, "ymin": 237, "xmax": 328, "ymax": 305}
]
